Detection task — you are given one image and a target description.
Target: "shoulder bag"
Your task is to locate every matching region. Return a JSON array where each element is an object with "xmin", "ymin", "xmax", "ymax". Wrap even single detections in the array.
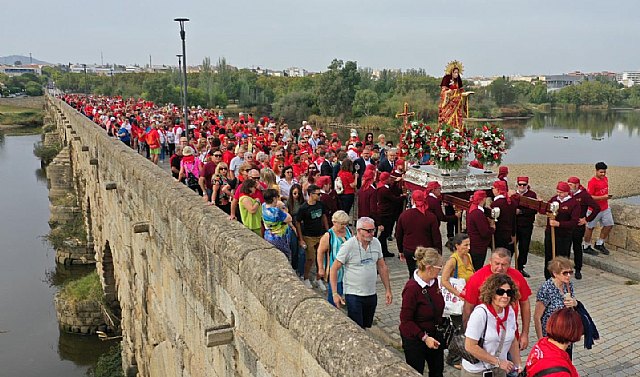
[{"xmin": 448, "ymin": 307, "xmax": 489, "ymax": 364}]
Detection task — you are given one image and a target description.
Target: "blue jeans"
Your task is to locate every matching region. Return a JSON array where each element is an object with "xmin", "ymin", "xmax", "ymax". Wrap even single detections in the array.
[
  {"xmin": 288, "ymin": 229, "xmax": 305, "ymax": 277},
  {"xmin": 327, "ymin": 282, "xmax": 343, "ymax": 307},
  {"xmin": 345, "ymin": 294, "xmax": 377, "ymax": 328}
]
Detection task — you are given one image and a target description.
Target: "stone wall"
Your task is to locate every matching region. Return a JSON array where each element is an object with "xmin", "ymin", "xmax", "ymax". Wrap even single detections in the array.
[
  {"xmin": 46, "ymin": 95, "xmax": 418, "ymax": 377},
  {"xmin": 533, "ymin": 202, "xmax": 640, "ymax": 255}
]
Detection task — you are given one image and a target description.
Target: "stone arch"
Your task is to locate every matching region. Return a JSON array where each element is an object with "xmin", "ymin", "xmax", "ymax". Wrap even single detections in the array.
[{"xmin": 101, "ymin": 241, "xmax": 121, "ymax": 318}]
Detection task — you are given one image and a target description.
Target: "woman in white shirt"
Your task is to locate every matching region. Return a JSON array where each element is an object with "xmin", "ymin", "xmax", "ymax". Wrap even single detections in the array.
[{"xmin": 462, "ymin": 273, "xmax": 522, "ymax": 377}]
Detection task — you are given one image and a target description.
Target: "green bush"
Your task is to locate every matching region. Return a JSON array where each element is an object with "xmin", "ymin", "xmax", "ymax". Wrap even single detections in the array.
[
  {"xmin": 33, "ymin": 141, "xmax": 61, "ymax": 165},
  {"xmin": 92, "ymin": 343, "xmax": 124, "ymax": 377}
]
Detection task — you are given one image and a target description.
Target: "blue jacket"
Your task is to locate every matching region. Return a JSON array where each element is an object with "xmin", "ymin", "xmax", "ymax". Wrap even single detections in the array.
[{"xmin": 576, "ymin": 301, "xmax": 599, "ymax": 349}]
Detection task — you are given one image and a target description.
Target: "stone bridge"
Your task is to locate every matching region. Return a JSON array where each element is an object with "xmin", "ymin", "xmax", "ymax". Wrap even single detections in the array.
[{"xmin": 45, "ymin": 95, "xmax": 419, "ymax": 377}]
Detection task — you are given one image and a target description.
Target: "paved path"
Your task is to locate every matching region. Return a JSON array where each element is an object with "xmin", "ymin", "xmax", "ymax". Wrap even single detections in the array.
[
  {"xmin": 370, "ymin": 238, "xmax": 640, "ymax": 377},
  {"xmin": 156, "ymin": 158, "xmax": 640, "ymax": 375}
]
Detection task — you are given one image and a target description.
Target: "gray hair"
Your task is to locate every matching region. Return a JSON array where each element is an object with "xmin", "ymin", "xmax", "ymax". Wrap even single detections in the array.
[
  {"xmin": 388, "ymin": 147, "xmax": 398, "ymax": 154},
  {"xmin": 356, "ymin": 217, "xmax": 375, "ymax": 229},
  {"xmin": 256, "ymin": 151, "xmax": 268, "ymax": 162},
  {"xmin": 492, "ymin": 248, "xmax": 512, "ymax": 261},
  {"xmin": 244, "ymin": 151, "xmax": 254, "ymax": 159}
]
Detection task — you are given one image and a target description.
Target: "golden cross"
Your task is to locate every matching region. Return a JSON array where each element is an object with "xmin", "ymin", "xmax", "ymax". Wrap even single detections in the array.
[{"xmin": 395, "ymin": 102, "xmax": 415, "ymax": 130}]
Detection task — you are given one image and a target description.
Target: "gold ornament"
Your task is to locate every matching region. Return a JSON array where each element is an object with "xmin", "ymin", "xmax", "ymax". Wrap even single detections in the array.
[{"xmin": 445, "ymin": 60, "xmax": 464, "ymax": 75}]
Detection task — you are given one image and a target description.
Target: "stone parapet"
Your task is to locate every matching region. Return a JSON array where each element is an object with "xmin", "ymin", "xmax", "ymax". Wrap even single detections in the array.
[{"xmin": 45, "ymin": 94, "xmax": 419, "ymax": 377}]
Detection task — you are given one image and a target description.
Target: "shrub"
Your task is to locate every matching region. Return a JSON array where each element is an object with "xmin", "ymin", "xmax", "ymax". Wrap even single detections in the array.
[
  {"xmin": 59, "ymin": 271, "xmax": 103, "ymax": 303},
  {"xmin": 33, "ymin": 141, "xmax": 61, "ymax": 165},
  {"xmin": 92, "ymin": 344, "xmax": 124, "ymax": 377}
]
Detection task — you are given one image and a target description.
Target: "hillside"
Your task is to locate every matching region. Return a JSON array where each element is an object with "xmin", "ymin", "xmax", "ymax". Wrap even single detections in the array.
[{"xmin": 0, "ymin": 55, "xmax": 51, "ymax": 65}]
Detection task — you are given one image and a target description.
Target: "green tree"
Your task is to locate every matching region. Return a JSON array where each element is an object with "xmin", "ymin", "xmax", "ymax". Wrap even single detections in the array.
[
  {"xmin": 352, "ymin": 89, "xmax": 379, "ymax": 116},
  {"xmin": 529, "ymin": 84, "xmax": 550, "ymax": 104},
  {"xmin": 272, "ymin": 91, "xmax": 316, "ymax": 125},
  {"xmin": 316, "ymin": 59, "xmax": 360, "ymax": 118},
  {"xmin": 25, "ymin": 81, "xmax": 43, "ymax": 96},
  {"xmin": 488, "ymin": 77, "xmax": 517, "ymax": 106}
]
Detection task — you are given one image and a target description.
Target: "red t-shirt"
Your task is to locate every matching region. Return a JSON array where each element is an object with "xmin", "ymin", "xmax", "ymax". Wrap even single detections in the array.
[
  {"xmin": 461, "ymin": 265, "xmax": 531, "ymax": 305},
  {"xmin": 338, "ymin": 171, "xmax": 356, "ymax": 195},
  {"xmin": 147, "ymin": 129, "xmax": 160, "ymax": 149},
  {"xmin": 587, "ymin": 176, "xmax": 608, "ymax": 211}
]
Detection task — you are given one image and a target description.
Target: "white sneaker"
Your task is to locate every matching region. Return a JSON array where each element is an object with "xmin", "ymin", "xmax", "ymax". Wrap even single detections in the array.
[
  {"xmin": 303, "ymin": 279, "xmax": 312, "ymax": 289},
  {"xmin": 315, "ymin": 280, "xmax": 327, "ymax": 291}
]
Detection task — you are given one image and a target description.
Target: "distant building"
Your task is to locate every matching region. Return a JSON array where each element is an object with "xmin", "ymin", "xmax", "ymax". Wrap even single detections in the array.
[
  {"xmin": 285, "ymin": 67, "xmax": 308, "ymax": 77},
  {"xmin": 617, "ymin": 71, "xmax": 640, "ymax": 87},
  {"xmin": 0, "ymin": 64, "xmax": 43, "ymax": 76},
  {"xmin": 543, "ymin": 74, "xmax": 584, "ymax": 92}
]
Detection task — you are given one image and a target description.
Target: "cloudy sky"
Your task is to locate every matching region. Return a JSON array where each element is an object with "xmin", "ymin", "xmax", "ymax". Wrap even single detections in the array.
[{"xmin": 2, "ymin": 0, "xmax": 638, "ymax": 76}]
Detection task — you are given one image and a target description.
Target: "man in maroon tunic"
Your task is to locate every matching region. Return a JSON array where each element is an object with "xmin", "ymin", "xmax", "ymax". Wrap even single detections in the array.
[
  {"xmin": 466, "ymin": 190, "xmax": 495, "ymax": 270},
  {"xmin": 567, "ymin": 176, "xmax": 600, "ymax": 280},
  {"xmin": 543, "ymin": 182, "xmax": 580, "ymax": 279},
  {"xmin": 377, "ymin": 172, "xmax": 406, "ymax": 257},
  {"xmin": 515, "ymin": 176, "xmax": 537, "ymax": 278},
  {"xmin": 396, "ymin": 190, "xmax": 442, "ymax": 276},
  {"xmin": 491, "ymin": 180, "xmax": 517, "ymax": 254}
]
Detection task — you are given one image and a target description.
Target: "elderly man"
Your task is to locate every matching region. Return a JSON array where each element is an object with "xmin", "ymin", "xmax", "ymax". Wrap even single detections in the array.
[
  {"xmin": 330, "ymin": 217, "xmax": 393, "ymax": 329},
  {"xmin": 378, "ymin": 147, "xmax": 398, "ymax": 173},
  {"xmin": 515, "ymin": 176, "xmax": 538, "ymax": 277},
  {"xmin": 461, "ymin": 248, "xmax": 532, "ymax": 350},
  {"xmin": 568, "ymin": 176, "xmax": 600, "ymax": 280}
]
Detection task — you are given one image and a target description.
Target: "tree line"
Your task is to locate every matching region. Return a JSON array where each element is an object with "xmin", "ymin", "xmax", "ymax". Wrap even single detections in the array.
[{"xmin": 38, "ymin": 58, "xmax": 640, "ymax": 126}]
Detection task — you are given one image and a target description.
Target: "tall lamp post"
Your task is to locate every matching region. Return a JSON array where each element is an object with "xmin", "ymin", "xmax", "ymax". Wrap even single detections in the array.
[
  {"xmin": 176, "ymin": 54, "xmax": 184, "ymax": 124},
  {"xmin": 82, "ymin": 64, "xmax": 88, "ymax": 98},
  {"xmin": 174, "ymin": 17, "xmax": 190, "ymax": 140}
]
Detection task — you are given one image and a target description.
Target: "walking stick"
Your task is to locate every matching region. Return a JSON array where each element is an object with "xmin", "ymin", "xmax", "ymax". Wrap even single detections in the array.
[{"xmin": 549, "ymin": 202, "xmax": 560, "ymax": 259}]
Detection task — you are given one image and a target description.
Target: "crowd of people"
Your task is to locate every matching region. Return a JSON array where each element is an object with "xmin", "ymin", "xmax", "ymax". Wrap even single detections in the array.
[{"xmin": 60, "ymin": 93, "xmax": 609, "ymax": 376}]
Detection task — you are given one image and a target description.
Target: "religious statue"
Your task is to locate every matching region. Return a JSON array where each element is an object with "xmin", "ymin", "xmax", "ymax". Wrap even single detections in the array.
[{"xmin": 438, "ymin": 60, "xmax": 472, "ymax": 130}]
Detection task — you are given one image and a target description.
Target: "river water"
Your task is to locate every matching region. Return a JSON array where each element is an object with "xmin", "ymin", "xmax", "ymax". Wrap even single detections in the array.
[{"xmin": 0, "ymin": 134, "xmax": 111, "ymax": 377}]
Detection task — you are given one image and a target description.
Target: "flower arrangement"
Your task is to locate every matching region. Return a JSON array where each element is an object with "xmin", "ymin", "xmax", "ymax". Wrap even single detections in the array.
[
  {"xmin": 429, "ymin": 123, "xmax": 470, "ymax": 171},
  {"xmin": 401, "ymin": 121, "xmax": 433, "ymax": 163},
  {"xmin": 472, "ymin": 123, "xmax": 506, "ymax": 166}
]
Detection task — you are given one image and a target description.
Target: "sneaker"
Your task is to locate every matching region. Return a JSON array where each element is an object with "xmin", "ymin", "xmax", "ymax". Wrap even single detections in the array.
[
  {"xmin": 575, "ymin": 270, "xmax": 582, "ymax": 280},
  {"xmin": 519, "ymin": 269, "xmax": 531, "ymax": 278},
  {"xmin": 303, "ymin": 279, "xmax": 312, "ymax": 289},
  {"xmin": 583, "ymin": 245, "xmax": 599, "ymax": 256},
  {"xmin": 315, "ymin": 280, "xmax": 327, "ymax": 291},
  {"xmin": 595, "ymin": 244, "xmax": 610, "ymax": 255}
]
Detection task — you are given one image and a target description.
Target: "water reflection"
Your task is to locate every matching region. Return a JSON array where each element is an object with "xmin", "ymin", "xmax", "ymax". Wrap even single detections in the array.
[
  {"xmin": 500, "ymin": 111, "xmax": 640, "ymax": 166},
  {"xmin": 57, "ymin": 330, "xmax": 116, "ymax": 367}
]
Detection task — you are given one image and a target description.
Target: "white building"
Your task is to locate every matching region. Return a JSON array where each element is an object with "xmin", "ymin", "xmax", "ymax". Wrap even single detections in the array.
[
  {"xmin": 617, "ymin": 71, "xmax": 640, "ymax": 87},
  {"xmin": 0, "ymin": 64, "xmax": 43, "ymax": 76},
  {"xmin": 285, "ymin": 67, "xmax": 308, "ymax": 77}
]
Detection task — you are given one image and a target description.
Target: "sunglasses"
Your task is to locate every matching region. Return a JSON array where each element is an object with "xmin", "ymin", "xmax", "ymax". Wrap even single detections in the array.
[
  {"xmin": 496, "ymin": 288, "xmax": 515, "ymax": 297},
  {"xmin": 359, "ymin": 228, "xmax": 375, "ymax": 233},
  {"xmin": 220, "ymin": 167, "xmax": 228, "ymax": 171},
  {"xmin": 561, "ymin": 270, "xmax": 574, "ymax": 276},
  {"xmin": 213, "ymin": 154, "xmax": 222, "ymax": 157},
  {"xmin": 518, "ymin": 183, "xmax": 527, "ymax": 186}
]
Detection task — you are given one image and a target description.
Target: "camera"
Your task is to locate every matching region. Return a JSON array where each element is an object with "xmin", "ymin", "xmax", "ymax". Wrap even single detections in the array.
[{"xmin": 482, "ymin": 371, "xmax": 494, "ymax": 377}]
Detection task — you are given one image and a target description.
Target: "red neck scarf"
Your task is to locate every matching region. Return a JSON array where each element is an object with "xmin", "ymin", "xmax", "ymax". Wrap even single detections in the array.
[{"xmin": 486, "ymin": 304, "xmax": 510, "ymax": 335}]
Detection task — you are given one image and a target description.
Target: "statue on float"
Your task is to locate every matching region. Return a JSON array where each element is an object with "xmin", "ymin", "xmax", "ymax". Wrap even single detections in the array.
[{"xmin": 438, "ymin": 60, "xmax": 473, "ymax": 131}]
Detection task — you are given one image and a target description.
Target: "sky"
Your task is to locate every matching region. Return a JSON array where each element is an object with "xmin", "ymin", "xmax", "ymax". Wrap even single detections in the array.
[{"xmin": 2, "ymin": 0, "xmax": 639, "ymax": 76}]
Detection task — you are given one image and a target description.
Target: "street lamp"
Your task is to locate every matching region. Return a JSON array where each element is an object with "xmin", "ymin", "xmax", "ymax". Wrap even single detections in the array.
[
  {"xmin": 174, "ymin": 17, "xmax": 190, "ymax": 140},
  {"xmin": 82, "ymin": 64, "xmax": 88, "ymax": 98},
  {"xmin": 176, "ymin": 54, "xmax": 184, "ymax": 123}
]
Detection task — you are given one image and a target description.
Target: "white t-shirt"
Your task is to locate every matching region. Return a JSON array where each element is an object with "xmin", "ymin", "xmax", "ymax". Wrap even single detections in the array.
[
  {"xmin": 336, "ymin": 237, "xmax": 383, "ymax": 296},
  {"xmin": 462, "ymin": 304, "xmax": 517, "ymax": 373}
]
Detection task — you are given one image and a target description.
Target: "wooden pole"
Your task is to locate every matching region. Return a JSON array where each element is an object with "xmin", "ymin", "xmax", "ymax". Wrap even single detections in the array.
[{"xmin": 551, "ymin": 214, "xmax": 557, "ymax": 259}]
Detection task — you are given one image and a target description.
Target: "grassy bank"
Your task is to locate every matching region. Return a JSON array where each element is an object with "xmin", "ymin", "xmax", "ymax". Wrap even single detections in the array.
[
  {"xmin": 59, "ymin": 271, "xmax": 103, "ymax": 303},
  {"xmin": 0, "ymin": 97, "xmax": 44, "ymax": 135}
]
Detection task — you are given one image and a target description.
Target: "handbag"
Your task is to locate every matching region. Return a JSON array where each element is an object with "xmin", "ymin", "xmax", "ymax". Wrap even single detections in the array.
[
  {"xmin": 448, "ymin": 307, "xmax": 489, "ymax": 364},
  {"xmin": 420, "ymin": 287, "xmax": 455, "ymax": 348},
  {"xmin": 518, "ymin": 366, "xmax": 570, "ymax": 377},
  {"xmin": 438, "ymin": 258, "xmax": 466, "ymax": 316}
]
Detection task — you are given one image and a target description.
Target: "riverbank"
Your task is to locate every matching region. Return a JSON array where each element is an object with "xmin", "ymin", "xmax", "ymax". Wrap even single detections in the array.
[
  {"xmin": 506, "ymin": 163, "xmax": 640, "ymax": 200},
  {"xmin": 0, "ymin": 96, "xmax": 44, "ymax": 134}
]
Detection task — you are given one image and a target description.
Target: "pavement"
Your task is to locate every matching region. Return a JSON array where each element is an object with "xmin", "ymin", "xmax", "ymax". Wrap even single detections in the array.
[
  {"xmin": 155, "ymin": 158, "xmax": 640, "ymax": 376},
  {"xmin": 367, "ymin": 232, "xmax": 640, "ymax": 377}
]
